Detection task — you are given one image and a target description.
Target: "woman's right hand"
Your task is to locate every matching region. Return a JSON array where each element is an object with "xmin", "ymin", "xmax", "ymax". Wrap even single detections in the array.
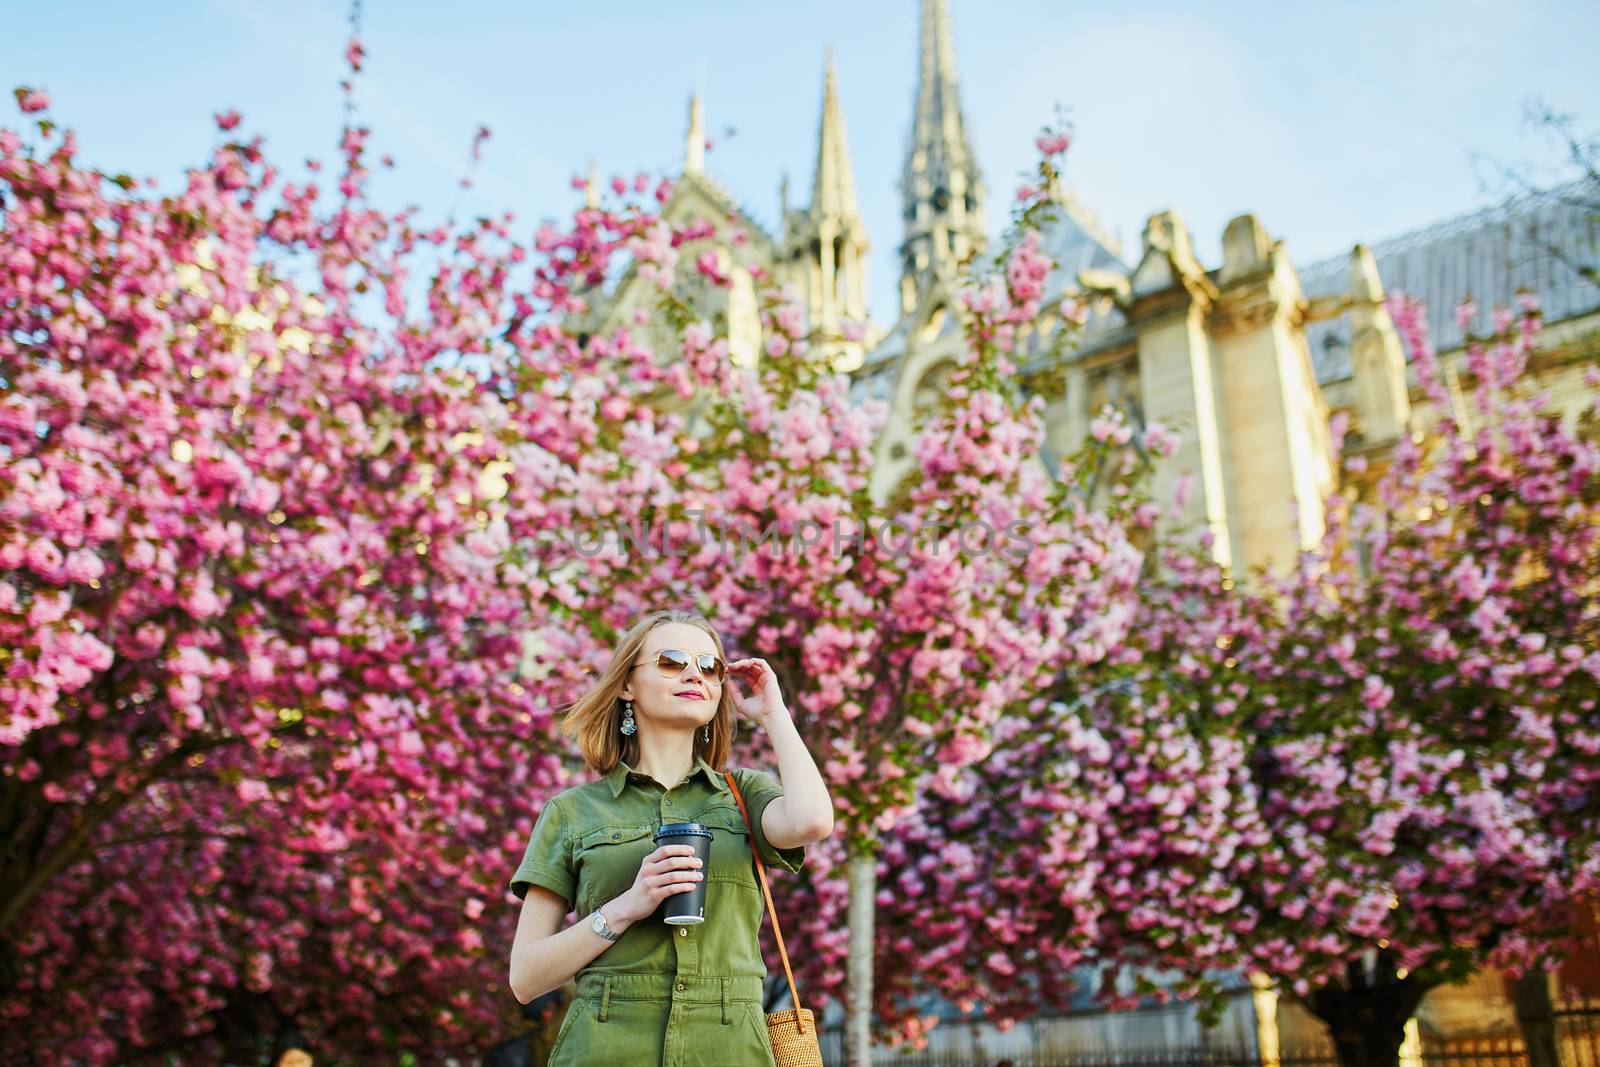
[{"xmin": 606, "ymin": 845, "xmax": 704, "ymax": 926}]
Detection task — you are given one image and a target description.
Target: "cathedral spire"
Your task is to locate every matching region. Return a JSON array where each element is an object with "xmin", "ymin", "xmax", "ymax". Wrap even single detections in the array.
[
  {"xmin": 900, "ymin": 0, "xmax": 986, "ymax": 314},
  {"xmin": 777, "ymin": 49, "xmax": 871, "ymax": 371},
  {"xmin": 812, "ymin": 47, "xmax": 859, "ymax": 223},
  {"xmin": 684, "ymin": 93, "xmax": 705, "ymax": 176}
]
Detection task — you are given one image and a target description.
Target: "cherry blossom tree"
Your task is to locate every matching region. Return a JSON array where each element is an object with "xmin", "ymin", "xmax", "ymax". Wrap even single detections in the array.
[
  {"xmin": 843, "ymin": 413, "xmax": 1195, "ymax": 1043},
  {"xmin": 1226, "ymin": 295, "xmax": 1600, "ymax": 1066},
  {"xmin": 759, "ymin": 441, "xmax": 1267, "ymax": 1048},
  {"xmin": 1011, "ymin": 294, "xmax": 1600, "ymax": 1067},
  {"xmin": 0, "ymin": 54, "xmax": 673, "ymax": 1060}
]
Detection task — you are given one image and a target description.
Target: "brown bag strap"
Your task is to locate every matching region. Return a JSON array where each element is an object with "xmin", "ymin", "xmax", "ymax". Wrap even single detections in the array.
[{"xmin": 723, "ymin": 770, "xmax": 808, "ymax": 1032}]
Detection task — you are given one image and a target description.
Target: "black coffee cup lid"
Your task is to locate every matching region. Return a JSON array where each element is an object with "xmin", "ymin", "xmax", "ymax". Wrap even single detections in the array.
[{"xmin": 653, "ymin": 821, "xmax": 712, "ymax": 839}]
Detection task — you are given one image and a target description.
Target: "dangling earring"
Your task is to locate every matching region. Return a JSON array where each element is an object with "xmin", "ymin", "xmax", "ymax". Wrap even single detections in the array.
[
  {"xmin": 701, "ymin": 722, "xmax": 710, "ymax": 744},
  {"xmin": 620, "ymin": 700, "xmax": 637, "ymax": 737}
]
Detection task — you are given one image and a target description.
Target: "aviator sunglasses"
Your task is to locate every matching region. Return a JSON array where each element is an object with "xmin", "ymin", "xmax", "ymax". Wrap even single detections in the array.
[{"xmin": 629, "ymin": 648, "xmax": 727, "ymax": 685}]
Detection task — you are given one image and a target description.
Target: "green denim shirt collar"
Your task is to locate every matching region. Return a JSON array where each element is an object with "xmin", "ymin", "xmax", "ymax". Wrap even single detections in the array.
[{"xmin": 603, "ymin": 753, "xmax": 730, "ymax": 799}]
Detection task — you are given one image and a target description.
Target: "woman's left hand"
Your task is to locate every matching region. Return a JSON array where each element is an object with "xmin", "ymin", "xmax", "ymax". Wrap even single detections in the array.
[{"xmin": 727, "ymin": 658, "xmax": 786, "ymax": 725}]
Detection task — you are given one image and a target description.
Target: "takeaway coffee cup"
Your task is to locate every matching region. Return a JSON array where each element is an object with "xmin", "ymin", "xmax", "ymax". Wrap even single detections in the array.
[{"xmin": 652, "ymin": 822, "xmax": 713, "ymax": 925}]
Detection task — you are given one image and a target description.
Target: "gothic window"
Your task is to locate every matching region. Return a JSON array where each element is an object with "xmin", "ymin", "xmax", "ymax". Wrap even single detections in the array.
[
  {"xmin": 831, "ymin": 236, "xmax": 848, "ymax": 303},
  {"xmin": 1356, "ymin": 537, "xmax": 1374, "ymax": 582},
  {"xmin": 1321, "ymin": 330, "xmax": 1351, "ymax": 380},
  {"xmin": 912, "ymin": 359, "xmax": 955, "ymax": 426}
]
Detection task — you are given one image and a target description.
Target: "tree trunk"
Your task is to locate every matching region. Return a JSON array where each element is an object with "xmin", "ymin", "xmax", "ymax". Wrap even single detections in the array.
[
  {"xmin": 845, "ymin": 844, "xmax": 876, "ymax": 1067},
  {"xmin": 1513, "ymin": 970, "xmax": 1559, "ymax": 1067},
  {"xmin": 1306, "ymin": 951, "xmax": 1431, "ymax": 1067},
  {"xmin": 216, "ymin": 985, "xmax": 272, "ymax": 1066},
  {"xmin": 0, "ymin": 730, "xmax": 246, "ymax": 937}
]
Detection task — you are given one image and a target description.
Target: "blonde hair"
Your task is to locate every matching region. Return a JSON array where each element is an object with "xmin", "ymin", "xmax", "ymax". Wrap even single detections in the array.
[{"xmin": 559, "ymin": 609, "xmax": 734, "ymax": 775}]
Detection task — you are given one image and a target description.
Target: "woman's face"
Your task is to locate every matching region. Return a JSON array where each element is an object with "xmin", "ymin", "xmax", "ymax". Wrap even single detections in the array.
[{"xmin": 619, "ymin": 622, "xmax": 722, "ymax": 733}]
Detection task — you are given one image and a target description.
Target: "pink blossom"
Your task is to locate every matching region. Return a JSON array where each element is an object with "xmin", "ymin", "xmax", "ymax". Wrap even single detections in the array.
[
  {"xmin": 1141, "ymin": 422, "xmax": 1179, "ymax": 458},
  {"xmin": 1035, "ymin": 132, "xmax": 1072, "ymax": 155}
]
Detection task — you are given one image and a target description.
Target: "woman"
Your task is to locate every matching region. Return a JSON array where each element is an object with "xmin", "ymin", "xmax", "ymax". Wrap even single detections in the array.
[{"xmin": 508, "ymin": 609, "xmax": 835, "ymax": 1066}]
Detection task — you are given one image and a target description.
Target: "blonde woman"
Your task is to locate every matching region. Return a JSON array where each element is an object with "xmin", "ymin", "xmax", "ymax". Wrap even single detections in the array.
[{"xmin": 508, "ymin": 609, "xmax": 835, "ymax": 1065}]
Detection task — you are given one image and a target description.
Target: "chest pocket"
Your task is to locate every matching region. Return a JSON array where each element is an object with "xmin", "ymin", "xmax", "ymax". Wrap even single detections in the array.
[
  {"xmin": 573, "ymin": 823, "xmax": 653, "ymax": 913},
  {"xmin": 695, "ymin": 803, "xmax": 758, "ymax": 889}
]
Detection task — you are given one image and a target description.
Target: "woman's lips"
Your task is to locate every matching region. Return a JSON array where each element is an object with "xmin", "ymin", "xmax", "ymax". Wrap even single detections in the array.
[{"xmin": 675, "ymin": 691, "xmax": 706, "ymax": 700}]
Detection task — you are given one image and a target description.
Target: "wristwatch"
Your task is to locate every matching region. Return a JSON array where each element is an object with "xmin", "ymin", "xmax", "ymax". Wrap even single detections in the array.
[{"xmin": 588, "ymin": 908, "xmax": 622, "ymax": 942}]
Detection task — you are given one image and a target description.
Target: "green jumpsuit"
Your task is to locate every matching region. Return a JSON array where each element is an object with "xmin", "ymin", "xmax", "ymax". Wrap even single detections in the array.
[{"xmin": 510, "ymin": 756, "xmax": 807, "ymax": 1067}]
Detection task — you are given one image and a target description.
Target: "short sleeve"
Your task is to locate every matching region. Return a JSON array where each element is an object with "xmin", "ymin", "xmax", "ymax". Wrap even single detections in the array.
[
  {"xmin": 734, "ymin": 767, "xmax": 807, "ymax": 875},
  {"xmin": 510, "ymin": 794, "xmax": 576, "ymax": 906}
]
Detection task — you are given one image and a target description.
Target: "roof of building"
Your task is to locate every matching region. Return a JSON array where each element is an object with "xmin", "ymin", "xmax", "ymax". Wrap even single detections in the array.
[
  {"xmin": 670, "ymin": 170, "xmax": 778, "ymax": 254},
  {"xmin": 1297, "ymin": 179, "xmax": 1600, "ymax": 382},
  {"xmin": 1035, "ymin": 192, "xmax": 1133, "ymax": 350}
]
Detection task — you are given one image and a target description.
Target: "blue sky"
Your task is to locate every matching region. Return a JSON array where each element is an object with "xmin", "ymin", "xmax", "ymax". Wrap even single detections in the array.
[{"xmin": 5, "ymin": 0, "xmax": 1598, "ymax": 325}]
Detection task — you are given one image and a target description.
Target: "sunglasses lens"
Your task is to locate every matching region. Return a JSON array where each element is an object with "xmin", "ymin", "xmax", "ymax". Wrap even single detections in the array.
[{"xmin": 657, "ymin": 649, "xmax": 724, "ymax": 683}]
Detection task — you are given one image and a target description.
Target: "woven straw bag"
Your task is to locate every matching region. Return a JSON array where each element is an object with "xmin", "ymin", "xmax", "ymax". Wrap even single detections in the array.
[{"xmin": 724, "ymin": 771, "xmax": 825, "ymax": 1067}]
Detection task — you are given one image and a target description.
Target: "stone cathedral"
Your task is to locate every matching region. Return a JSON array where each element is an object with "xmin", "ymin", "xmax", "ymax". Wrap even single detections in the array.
[
  {"xmin": 597, "ymin": 0, "xmax": 1600, "ymax": 1051},
  {"xmin": 604, "ymin": 0, "xmax": 1599, "ymax": 590}
]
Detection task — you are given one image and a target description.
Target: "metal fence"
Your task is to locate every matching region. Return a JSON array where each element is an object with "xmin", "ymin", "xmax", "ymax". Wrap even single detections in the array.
[
  {"xmin": 813, "ymin": 1051, "xmax": 1267, "ymax": 1067},
  {"xmin": 1418, "ymin": 1035, "xmax": 1530, "ymax": 1067},
  {"xmin": 801, "ymin": 1051, "xmax": 1362, "ymax": 1067},
  {"xmin": 805, "ymin": 1002, "xmax": 1600, "ymax": 1067},
  {"xmin": 1553, "ymin": 994, "xmax": 1600, "ymax": 1067}
]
